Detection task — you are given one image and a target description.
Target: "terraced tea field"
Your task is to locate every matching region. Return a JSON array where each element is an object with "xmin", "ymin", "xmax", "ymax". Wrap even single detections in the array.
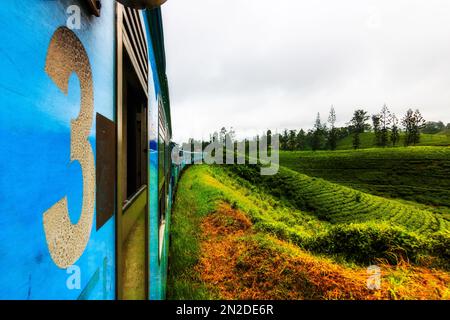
[
  {"xmin": 279, "ymin": 147, "xmax": 450, "ymax": 214},
  {"xmin": 168, "ymin": 165, "xmax": 450, "ymax": 300},
  {"xmin": 234, "ymin": 165, "xmax": 448, "ymax": 232},
  {"xmin": 336, "ymin": 132, "xmax": 450, "ymax": 150},
  {"xmin": 233, "ymin": 163, "xmax": 449, "ymax": 262}
]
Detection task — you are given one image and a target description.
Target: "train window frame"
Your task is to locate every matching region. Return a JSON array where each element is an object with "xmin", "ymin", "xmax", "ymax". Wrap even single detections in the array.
[
  {"xmin": 86, "ymin": 0, "xmax": 101, "ymax": 17},
  {"xmin": 116, "ymin": 3, "xmax": 150, "ymax": 300},
  {"xmin": 118, "ymin": 3, "xmax": 149, "ymax": 206}
]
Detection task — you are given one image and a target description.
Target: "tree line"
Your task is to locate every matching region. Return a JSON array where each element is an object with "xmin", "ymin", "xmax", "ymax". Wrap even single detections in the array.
[
  {"xmin": 277, "ymin": 105, "xmax": 447, "ymax": 151},
  {"xmin": 186, "ymin": 107, "xmax": 447, "ymax": 153}
]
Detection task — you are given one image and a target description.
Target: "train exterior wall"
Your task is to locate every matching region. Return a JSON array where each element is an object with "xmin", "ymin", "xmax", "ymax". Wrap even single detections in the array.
[
  {"xmin": 0, "ymin": 1, "xmax": 171, "ymax": 300},
  {"xmin": 0, "ymin": 1, "xmax": 117, "ymax": 299}
]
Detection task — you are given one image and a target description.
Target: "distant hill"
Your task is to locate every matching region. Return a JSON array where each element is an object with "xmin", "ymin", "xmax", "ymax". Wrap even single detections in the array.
[{"xmin": 336, "ymin": 132, "xmax": 450, "ymax": 150}]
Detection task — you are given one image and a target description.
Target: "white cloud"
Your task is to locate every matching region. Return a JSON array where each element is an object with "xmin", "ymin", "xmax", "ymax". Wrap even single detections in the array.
[{"xmin": 163, "ymin": 0, "xmax": 450, "ymax": 143}]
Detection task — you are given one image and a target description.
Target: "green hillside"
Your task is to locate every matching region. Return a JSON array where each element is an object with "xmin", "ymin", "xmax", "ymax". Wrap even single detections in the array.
[
  {"xmin": 279, "ymin": 147, "xmax": 450, "ymax": 211},
  {"xmin": 336, "ymin": 132, "xmax": 450, "ymax": 150},
  {"xmin": 169, "ymin": 141, "xmax": 450, "ymax": 300},
  {"xmin": 231, "ymin": 164, "xmax": 449, "ymax": 233},
  {"xmin": 168, "ymin": 165, "xmax": 450, "ymax": 299},
  {"xmin": 230, "ymin": 164, "xmax": 449, "ymax": 264}
]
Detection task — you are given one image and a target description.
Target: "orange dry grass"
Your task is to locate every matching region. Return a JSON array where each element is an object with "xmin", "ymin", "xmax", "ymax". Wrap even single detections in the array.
[{"xmin": 196, "ymin": 203, "xmax": 450, "ymax": 300}]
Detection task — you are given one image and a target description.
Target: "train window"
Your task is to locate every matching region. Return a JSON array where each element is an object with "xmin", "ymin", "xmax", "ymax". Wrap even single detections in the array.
[
  {"xmin": 86, "ymin": 0, "xmax": 101, "ymax": 17},
  {"xmin": 122, "ymin": 51, "xmax": 148, "ymax": 202},
  {"xmin": 158, "ymin": 99, "xmax": 167, "ymax": 191},
  {"xmin": 158, "ymin": 98, "xmax": 169, "ymax": 260},
  {"xmin": 158, "ymin": 184, "xmax": 166, "ymax": 259},
  {"xmin": 158, "ymin": 99, "xmax": 169, "ymax": 203},
  {"xmin": 158, "ymin": 135, "xmax": 165, "ymax": 190}
]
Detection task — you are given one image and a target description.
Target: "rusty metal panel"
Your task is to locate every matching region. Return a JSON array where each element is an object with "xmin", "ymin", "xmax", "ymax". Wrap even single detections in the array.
[{"xmin": 96, "ymin": 113, "xmax": 116, "ymax": 230}]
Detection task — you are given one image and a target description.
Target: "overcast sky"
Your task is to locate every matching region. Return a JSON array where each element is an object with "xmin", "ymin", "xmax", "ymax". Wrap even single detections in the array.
[{"xmin": 162, "ymin": 0, "xmax": 450, "ymax": 143}]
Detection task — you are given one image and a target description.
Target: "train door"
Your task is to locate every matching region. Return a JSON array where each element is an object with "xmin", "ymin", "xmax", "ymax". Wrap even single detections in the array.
[{"xmin": 116, "ymin": 3, "xmax": 150, "ymax": 300}]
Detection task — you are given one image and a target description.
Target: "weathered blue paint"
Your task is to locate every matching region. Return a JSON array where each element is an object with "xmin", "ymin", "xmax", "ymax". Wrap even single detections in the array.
[
  {"xmin": 0, "ymin": 0, "xmax": 176, "ymax": 300},
  {"xmin": 0, "ymin": 1, "xmax": 116, "ymax": 299}
]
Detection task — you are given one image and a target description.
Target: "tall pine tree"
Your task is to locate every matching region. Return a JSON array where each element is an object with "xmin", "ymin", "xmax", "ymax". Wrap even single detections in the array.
[
  {"xmin": 379, "ymin": 104, "xmax": 391, "ymax": 147},
  {"xmin": 312, "ymin": 113, "xmax": 325, "ymax": 151},
  {"xmin": 327, "ymin": 106, "xmax": 338, "ymax": 150}
]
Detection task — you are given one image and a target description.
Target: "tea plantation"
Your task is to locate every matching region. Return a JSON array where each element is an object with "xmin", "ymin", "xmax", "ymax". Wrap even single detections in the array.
[{"xmin": 279, "ymin": 147, "xmax": 450, "ymax": 212}]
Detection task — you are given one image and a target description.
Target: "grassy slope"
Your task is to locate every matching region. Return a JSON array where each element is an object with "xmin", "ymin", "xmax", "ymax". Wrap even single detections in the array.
[
  {"xmin": 279, "ymin": 147, "xmax": 450, "ymax": 214},
  {"xmin": 168, "ymin": 165, "xmax": 450, "ymax": 300},
  {"xmin": 336, "ymin": 132, "xmax": 450, "ymax": 150},
  {"xmin": 167, "ymin": 167, "xmax": 221, "ymax": 300}
]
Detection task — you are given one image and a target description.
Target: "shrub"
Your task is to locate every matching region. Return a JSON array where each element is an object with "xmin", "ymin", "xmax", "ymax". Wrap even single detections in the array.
[
  {"xmin": 429, "ymin": 232, "xmax": 450, "ymax": 262},
  {"xmin": 304, "ymin": 224, "xmax": 429, "ymax": 264}
]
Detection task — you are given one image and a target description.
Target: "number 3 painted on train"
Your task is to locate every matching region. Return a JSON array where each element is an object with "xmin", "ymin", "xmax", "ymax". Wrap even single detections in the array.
[{"xmin": 43, "ymin": 27, "xmax": 96, "ymax": 269}]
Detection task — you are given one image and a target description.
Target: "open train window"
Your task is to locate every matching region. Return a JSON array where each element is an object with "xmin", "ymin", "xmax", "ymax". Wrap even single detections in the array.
[
  {"xmin": 158, "ymin": 98, "xmax": 169, "ymax": 260},
  {"xmin": 86, "ymin": 0, "xmax": 101, "ymax": 16},
  {"xmin": 122, "ymin": 52, "xmax": 148, "ymax": 202},
  {"xmin": 158, "ymin": 183, "xmax": 166, "ymax": 259},
  {"xmin": 158, "ymin": 99, "xmax": 167, "ymax": 191}
]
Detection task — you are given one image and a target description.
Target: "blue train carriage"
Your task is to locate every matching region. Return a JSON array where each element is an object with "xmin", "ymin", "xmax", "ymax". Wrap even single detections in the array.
[{"xmin": 0, "ymin": 0, "xmax": 173, "ymax": 300}]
